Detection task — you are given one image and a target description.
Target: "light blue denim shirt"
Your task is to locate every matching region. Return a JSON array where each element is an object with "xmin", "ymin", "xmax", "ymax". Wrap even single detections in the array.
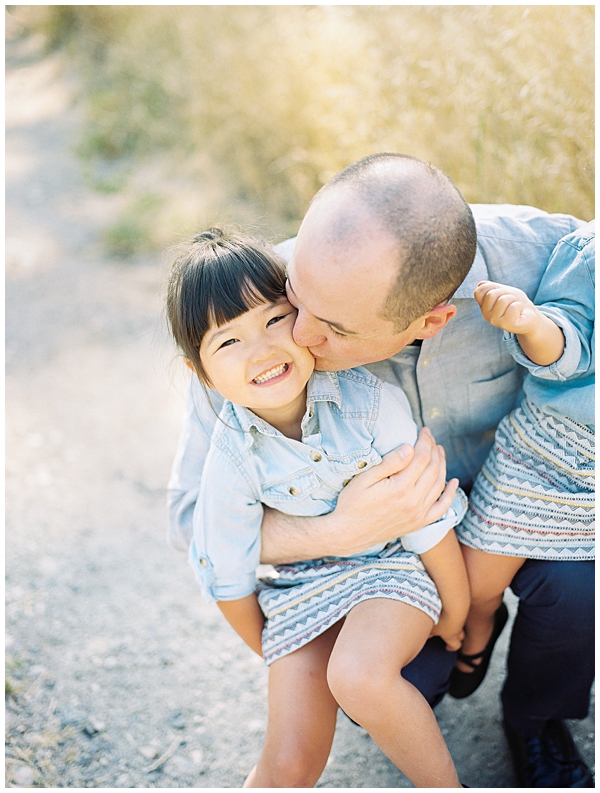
[
  {"xmin": 188, "ymin": 368, "xmax": 466, "ymax": 602},
  {"xmin": 168, "ymin": 204, "xmax": 586, "ymax": 552},
  {"xmin": 502, "ymin": 221, "xmax": 594, "ymax": 428}
]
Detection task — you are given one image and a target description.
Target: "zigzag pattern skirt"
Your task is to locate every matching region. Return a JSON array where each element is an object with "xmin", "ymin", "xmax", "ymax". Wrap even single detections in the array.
[
  {"xmin": 457, "ymin": 399, "xmax": 595, "ymax": 561},
  {"xmin": 257, "ymin": 542, "xmax": 441, "ymax": 665}
]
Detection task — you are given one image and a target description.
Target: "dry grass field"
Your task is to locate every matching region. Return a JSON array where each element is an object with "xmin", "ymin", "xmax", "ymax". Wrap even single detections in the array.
[{"xmin": 10, "ymin": 5, "xmax": 594, "ymax": 253}]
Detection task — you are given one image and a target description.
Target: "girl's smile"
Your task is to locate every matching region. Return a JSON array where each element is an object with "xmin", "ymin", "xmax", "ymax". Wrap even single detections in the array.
[{"xmin": 252, "ymin": 361, "xmax": 292, "ymax": 385}]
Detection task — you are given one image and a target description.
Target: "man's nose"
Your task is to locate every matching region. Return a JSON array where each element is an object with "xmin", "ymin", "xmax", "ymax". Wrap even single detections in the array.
[{"xmin": 292, "ymin": 308, "xmax": 327, "ymax": 347}]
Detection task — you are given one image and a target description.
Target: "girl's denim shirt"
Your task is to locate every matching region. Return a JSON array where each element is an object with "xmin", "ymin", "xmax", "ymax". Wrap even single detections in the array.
[
  {"xmin": 503, "ymin": 221, "xmax": 594, "ymax": 428},
  {"xmin": 188, "ymin": 367, "xmax": 466, "ymax": 603}
]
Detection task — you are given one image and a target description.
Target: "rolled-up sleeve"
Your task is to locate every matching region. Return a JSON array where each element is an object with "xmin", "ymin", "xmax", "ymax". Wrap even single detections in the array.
[
  {"xmin": 189, "ymin": 446, "xmax": 263, "ymax": 603},
  {"xmin": 503, "ymin": 308, "xmax": 583, "ymax": 382},
  {"xmin": 167, "ymin": 376, "xmax": 223, "ymax": 551},
  {"xmin": 402, "ymin": 491, "xmax": 468, "ymax": 554},
  {"xmin": 502, "ymin": 226, "xmax": 595, "ymax": 383}
]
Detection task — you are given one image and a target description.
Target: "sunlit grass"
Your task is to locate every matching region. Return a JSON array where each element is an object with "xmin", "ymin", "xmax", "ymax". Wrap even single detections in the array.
[{"xmin": 11, "ymin": 5, "xmax": 594, "ymax": 254}]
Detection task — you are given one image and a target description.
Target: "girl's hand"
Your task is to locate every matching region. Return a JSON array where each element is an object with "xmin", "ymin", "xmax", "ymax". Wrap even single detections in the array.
[
  {"xmin": 474, "ymin": 281, "xmax": 541, "ymax": 336},
  {"xmin": 429, "ymin": 613, "xmax": 465, "ymax": 652}
]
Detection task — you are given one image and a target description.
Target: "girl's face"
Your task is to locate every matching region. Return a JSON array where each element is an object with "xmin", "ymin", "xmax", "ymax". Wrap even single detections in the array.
[{"xmin": 199, "ymin": 297, "xmax": 315, "ymax": 413}]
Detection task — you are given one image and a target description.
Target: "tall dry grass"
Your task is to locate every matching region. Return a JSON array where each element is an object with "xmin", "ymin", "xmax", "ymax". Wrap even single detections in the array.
[{"xmin": 11, "ymin": 5, "xmax": 594, "ymax": 252}]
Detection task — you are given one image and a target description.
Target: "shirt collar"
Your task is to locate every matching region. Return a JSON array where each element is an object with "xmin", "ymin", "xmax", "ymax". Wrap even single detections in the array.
[
  {"xmin": 230, "ymin": 402, "xmax": 278, "ymax": 438},
  {"xmin": 228, "ymin": 371, "xmax": 342, "ymax": 439},
  {"xmin": 453, "ymin": 246, "xmax": 488, "ymax": 299},
  {"xmin": 306, "ymin": 371, "xmax": 342, "ymax": 409}
]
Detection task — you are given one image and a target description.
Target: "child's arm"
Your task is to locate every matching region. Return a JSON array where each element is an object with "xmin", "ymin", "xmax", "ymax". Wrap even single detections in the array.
[
  {"xmin": 217, "ymin": 594, "xmax": 265, "ymax": 657},
  {"xmin": 474, "ymin": 280, "xmax": 565, "ymax": 366},
  {"xmin": 419, "ymin": 530, "xmax": 470, "ymax": 651}
]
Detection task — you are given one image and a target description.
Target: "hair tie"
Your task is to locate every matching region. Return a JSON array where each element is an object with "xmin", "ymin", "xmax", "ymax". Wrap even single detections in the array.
[{"xmin": 193, "ymin": 228, "xmax": 222, "ymax": 243}]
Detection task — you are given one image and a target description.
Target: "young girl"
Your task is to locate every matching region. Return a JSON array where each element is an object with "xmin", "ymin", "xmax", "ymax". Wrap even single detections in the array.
[
  {"xmin": 166, "ymin": 228, "xmax": 470, "ymax": 788},
  {"xmin": 450, "ymin": 223, "xmax": 595, "ymax": 698}
]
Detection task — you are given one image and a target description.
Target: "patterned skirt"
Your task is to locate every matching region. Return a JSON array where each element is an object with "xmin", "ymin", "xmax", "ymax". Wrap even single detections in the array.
[
  {"xmin": 257, "ymin": 542, "xmax": 441, "ymax": 665},
  {"xmin": 456, "ymin": 399, "xmax": 595, "ymax": 561}
]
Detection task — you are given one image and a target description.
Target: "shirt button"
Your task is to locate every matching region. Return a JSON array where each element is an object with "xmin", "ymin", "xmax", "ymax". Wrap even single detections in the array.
[
  {"xmin": 357, "ymin": 460, "xmax": 367, "ymax": 469},
  {"xmin": 311, "ymin": 451, "xmax": 322, "ymax": 462},
  {"xmin": 421, "ymin": 357, "xmax": 430, "ymax": 366},
  {"xmin": 429, "ymin": 408, "xmax": 441, "ymax": 419},
  {"xmin": 308, "ymin": 407, "xmax": 314, "ymax": 418},
  {"xmin": 342, "ymin": 478, "xmax": 352, "ymax": 487},
  {"xmin": 288, "ymin": 486, "xmax": 299, "ymax": 496},
  {"xmin": 199, "ymin": 557, "xmax": 208, "ymax": 568}
]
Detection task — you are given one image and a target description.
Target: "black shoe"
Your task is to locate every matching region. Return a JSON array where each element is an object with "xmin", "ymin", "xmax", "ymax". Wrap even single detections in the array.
[
  {"xmin": 503, "ymin": 718, "xmax": 594, "ymax": 787},
  {"xmin": 448, "ymin": 601, "xmax": 509, "ymax": 699}
]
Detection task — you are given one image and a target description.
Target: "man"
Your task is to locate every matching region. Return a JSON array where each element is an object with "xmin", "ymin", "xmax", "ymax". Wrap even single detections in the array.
[{"xmin": 168, "ymin": 153, "xmax": 594, "ymax": 787}]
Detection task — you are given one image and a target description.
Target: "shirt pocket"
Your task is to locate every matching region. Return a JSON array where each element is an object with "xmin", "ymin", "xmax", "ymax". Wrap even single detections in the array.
[
  {"xmin": 325, "ymin": 447, "xmax": 382, "ymax": 478},
  {"xmin": 467, "ymin": 368, "xmax": 523, "ymax": 433},
  {"xmin": 261, "ymin": 469, "xmax": 321, "ymax": 503}
]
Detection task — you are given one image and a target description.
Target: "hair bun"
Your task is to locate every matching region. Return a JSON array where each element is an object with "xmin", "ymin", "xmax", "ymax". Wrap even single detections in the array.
[{"xmin": 193, "ymin": 228, "xmax": 222, "ymax": 242}]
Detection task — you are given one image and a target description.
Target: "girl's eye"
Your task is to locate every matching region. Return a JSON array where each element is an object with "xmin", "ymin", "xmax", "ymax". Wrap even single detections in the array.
[
  {"xmin": 218, "ymin": 338, "xmax": 238, "ymax": 349},
  {"xmin": 266, "ymin": 313, "xmax": 289, "ymax": 327}
]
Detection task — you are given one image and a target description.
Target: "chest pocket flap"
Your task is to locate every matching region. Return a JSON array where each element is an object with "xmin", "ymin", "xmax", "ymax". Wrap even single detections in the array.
[{"xmin": 261, "ymin": 469, "xmax": 320, "ymax": 502}]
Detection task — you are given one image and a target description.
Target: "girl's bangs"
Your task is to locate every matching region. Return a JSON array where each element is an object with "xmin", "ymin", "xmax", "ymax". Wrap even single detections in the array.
[{"xmin": 206, "ymin": 253, "xmax": 286, "ymax": 329}]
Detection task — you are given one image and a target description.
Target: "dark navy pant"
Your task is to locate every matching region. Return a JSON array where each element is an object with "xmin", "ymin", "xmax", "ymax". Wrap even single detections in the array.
[{"xmin": 402, "ymin": 559, "xmax": 595, "ymax": 737}]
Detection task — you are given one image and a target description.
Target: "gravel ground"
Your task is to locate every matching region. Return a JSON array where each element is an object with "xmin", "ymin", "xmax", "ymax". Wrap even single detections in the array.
[{"xmin": 5, "ymin": 30, "xmax": 594, "ymax": 789}]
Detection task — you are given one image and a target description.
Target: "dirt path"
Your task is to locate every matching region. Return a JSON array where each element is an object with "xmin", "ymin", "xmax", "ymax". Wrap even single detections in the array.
[{"xmin": 5, "ymin": 32, "xmax": 594, "ymax": 789}]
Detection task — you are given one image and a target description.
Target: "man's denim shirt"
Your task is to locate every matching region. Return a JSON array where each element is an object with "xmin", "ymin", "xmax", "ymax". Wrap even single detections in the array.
[
  {"xmin": 168, "ymin": 204, "xmax": 587, "ymax": 552},
  {"xmin": 503, "ymin": 221, "xmax": 594, "ymax": 428},
  {"xmin": 188, "ymin": 368, "xmax": 465, "ymax": 603}
]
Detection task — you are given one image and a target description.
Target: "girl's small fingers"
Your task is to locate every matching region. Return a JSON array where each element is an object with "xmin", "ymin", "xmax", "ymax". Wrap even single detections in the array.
[
  {"xmin": 474, "ymin": 283, "xmax": 496, "ymax": 308},
  {"xmin": 503, "ymin": 301, "xmax": 526, "ymax": 328}
]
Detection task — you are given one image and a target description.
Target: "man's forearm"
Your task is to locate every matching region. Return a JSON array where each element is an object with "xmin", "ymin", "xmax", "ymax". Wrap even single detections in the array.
[
  {"xmin": 260, "ymin": 436, "xmax": 458, "ymax": 565},
  {"xmin": 260, "ymin": 507, "xmax": 342, "ymax": 565}
]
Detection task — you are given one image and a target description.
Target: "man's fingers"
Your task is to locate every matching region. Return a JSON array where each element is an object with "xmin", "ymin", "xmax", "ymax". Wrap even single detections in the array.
[
  {"xmin": 362, "ymin": 427, "xmax": 438, "ymax": 488},
  {"xmin": 398, "ymin": 427, "xmax": 436, "ymax": 479},
  {"xmin": 422, "ymin": 478, "xmax": 459, "ymax": 525},
  {"xmin": 357, "ymin": 444, "xmax": 415, "ymax": 486}
]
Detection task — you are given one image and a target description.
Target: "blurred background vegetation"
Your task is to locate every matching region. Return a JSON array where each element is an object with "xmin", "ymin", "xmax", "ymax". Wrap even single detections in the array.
[{"xmin": 8, "ymin": 5, "xmax": 594, "ymax": 257}]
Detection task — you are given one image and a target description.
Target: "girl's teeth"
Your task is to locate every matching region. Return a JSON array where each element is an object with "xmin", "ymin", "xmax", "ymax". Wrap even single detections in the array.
[{"xmin": 253, "ymin": 363, "xmax": 287, "ymax": 384}]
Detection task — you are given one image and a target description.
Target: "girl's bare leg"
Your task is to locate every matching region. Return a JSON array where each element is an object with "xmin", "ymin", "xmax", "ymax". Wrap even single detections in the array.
[
  {"xmin": 457, "ymin": 546, "xmax": 524, "ymax": 672},
  {"xmin": 327, "ymin": 599, "xmax": 460, "ymax": 788},
  {"xmin": 244, "ymin": 620, "xmax": 343, "ymax": 788}
]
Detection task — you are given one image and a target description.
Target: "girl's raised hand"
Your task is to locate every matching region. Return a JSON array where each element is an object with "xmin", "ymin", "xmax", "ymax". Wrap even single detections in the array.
[{"xmin": 474, "ymin": 280, "xmax": 540, "ymax": 336}]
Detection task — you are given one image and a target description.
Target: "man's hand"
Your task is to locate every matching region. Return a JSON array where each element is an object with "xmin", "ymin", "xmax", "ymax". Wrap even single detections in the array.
[
  {"xmin": 260, "ymin": 427, "xmax": 458, "ymax": 565},
  {"xmin": 329, "ymin": 427, "xmax": 459, "ymax": 556}
]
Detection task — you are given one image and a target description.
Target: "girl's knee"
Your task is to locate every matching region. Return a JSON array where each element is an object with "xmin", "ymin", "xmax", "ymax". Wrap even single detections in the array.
[
  {"xmin": 327, "ymin": 646, "xmax": 387, "ymax": 715},
  {"xmin": 259, "ymin": 745, "xmax": 323, "ymax": 788}
]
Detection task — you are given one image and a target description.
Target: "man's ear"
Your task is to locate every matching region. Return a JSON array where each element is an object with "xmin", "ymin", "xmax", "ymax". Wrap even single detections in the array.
[{"xmin": 416, "ymin": 303, "xmax": 457, "ymax": 339}]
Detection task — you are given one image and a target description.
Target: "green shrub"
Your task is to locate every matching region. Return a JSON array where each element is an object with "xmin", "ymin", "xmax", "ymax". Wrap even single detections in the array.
[{"xmin": 14, "ymin": 5, "xmax": 595, "ymax": 245}]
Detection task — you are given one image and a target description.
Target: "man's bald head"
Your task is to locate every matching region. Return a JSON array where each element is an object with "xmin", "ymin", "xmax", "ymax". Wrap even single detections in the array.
[{"xmin": 310, "ymin": 153, "xmax": 477, "ymax": 330}]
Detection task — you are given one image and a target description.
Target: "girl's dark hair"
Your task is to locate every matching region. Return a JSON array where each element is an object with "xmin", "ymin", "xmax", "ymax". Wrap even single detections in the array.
[{"xmin": 166, "ymin": 228, "xmax": 287, "ymax": 382}]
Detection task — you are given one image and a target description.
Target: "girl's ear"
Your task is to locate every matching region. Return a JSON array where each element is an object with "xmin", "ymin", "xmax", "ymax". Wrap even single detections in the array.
[{"xmin": 184, "ymin": 357, "xmax": 214, "ymax": 389}]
